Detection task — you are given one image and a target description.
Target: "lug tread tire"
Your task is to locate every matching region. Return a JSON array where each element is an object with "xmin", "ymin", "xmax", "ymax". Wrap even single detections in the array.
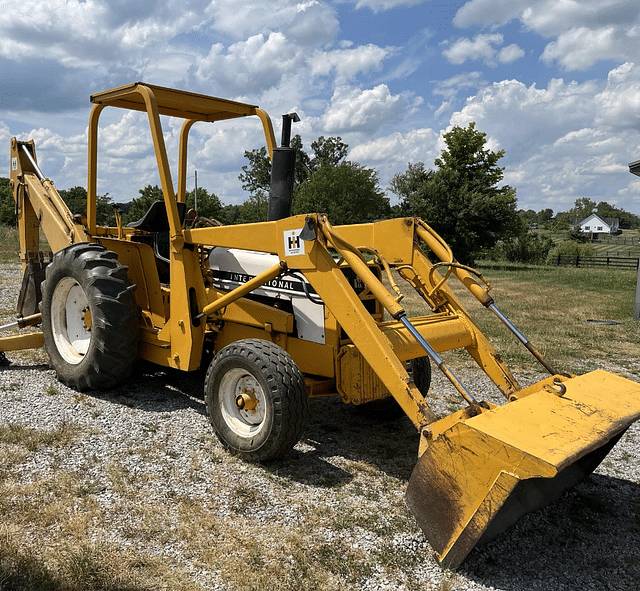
[
  {"xmin": 205, "ymin": 338, "xmax": 308, "ymax": 462},
  {"xmin": 41, "ymin": 243, "xmax": 140, "ymax": 391},
  {"xmin": 410, "ymin": 356, "xmax": 432, "ymax": 396}
]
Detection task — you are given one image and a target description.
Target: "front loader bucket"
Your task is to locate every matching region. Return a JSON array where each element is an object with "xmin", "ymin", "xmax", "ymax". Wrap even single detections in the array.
[{"xmin": 406, "ymin": 370, "xmax": 640, "ymax": 568}]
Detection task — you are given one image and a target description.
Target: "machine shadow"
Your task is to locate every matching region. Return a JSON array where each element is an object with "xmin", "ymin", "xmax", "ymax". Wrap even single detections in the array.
[
  {"xmin": 258, "ymin": 395, "xmax": 419, "ymax": 488},
  {"xmin": 461, "ymin": 473, "xmax": 640, "ymax": 590},
  {"xmin": 88, "ymin": 360, "xmax": 209, "ymax": 415},
  {"xmin": 91, "ymin": 364, "xmax": 419, "ymax": 486},
  {"xmin": 294, "ymin": 396, "xmax": 419, "ymax": 482}
]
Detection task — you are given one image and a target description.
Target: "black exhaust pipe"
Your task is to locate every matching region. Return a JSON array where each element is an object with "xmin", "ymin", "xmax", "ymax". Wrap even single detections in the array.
[{"xmin": 267, "ymin": 113, "xmax": 300, "ymax": 222}]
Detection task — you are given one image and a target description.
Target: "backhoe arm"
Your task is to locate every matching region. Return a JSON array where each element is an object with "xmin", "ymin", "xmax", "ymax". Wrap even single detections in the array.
[{"xmin": 10, "ymin": 138, "xmax": 90, "ymax": 268}]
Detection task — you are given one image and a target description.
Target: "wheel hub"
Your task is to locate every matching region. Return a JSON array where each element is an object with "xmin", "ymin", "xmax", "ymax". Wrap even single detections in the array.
[
  {"xmin": 50, "ymin": 277, "xmax": 91, "ymax": 364},
  {"xmin": 236, "ymin": 390, "xmax": 259, "ymax": 410},
  {"xmin": 219, "ymin": 369, "xmax": 267, "ymax": 436}
]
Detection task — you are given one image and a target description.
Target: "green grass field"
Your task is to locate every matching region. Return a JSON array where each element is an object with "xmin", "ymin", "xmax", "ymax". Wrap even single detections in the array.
[
  {"xmin": 463, "ymin": 263, "xmax": 640, "ymax": 378},
  {"xmin": 593, "ymin": 229, "xmax": 640, "ymax": 257}
]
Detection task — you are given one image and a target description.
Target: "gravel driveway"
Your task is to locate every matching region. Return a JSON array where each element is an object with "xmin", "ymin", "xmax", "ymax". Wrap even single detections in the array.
[{"xmin": 1, "ymin": 262, "xmax": 639, "ymax": 590}]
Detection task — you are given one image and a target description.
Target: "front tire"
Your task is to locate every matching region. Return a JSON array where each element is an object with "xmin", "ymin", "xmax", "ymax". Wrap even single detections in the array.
[
  {"xmin": 41, "ymin": 243, "xmax": 140, "ymax": 391},
  {"xmin": 205, "ymin": 339, "xmax": 308, "ymax": 462}
]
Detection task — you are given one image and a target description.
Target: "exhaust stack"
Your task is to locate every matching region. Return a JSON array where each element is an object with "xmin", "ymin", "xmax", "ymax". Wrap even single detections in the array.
[{"xmin": 267, "ymin": 113, "xmax": 300, "ymax": 221}]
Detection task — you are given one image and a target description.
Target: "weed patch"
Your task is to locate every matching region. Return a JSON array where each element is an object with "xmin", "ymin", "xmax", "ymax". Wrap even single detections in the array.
[{"xmin": 0, "ymin": 421, "xmax": 79, "ymax": 452}]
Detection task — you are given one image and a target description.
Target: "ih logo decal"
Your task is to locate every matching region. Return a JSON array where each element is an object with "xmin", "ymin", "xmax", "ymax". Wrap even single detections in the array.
[{"xmin": 284, "ymin": 228, "xmax": 305, "ymax": 256}]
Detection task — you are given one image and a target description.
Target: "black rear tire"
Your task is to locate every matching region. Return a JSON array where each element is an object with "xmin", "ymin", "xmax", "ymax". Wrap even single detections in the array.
[
  {"xmin": 409, "ymin": 355, "xmax": 432, "ymax": 395},
  {"xmin": 41, "ymin": 243, "xmax": 140, "ymax": 391},
  {"xmin": 205, "ymin": 339, "xmax": 308, "ymax": 462}
]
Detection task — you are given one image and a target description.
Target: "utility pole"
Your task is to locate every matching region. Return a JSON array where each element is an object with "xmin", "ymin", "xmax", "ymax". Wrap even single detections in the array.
[
  {"xmin": 629, "ymin": 160, "xmax": 640, "ymax": 320},
  {"xmin": 194, "ymin": 170, "xmax": 198, "ymax": 213},
  {"xmin": 635, "ymin": 256, "xmax": 640, "ymax": 321}
]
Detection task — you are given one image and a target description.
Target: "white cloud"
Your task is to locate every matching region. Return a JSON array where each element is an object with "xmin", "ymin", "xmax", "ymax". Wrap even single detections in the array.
[
  {"xmin": 541, "ymin": 26, "xmax": 629, "ymax": 71},
  {"xmin": 445, "ymin": 64, "xmax": 640, "ymax": 211},
  {"xmin": 433, "ymin": 72, "xmax": 486, "ymax": 99},
  {"xmin": 453, "ymin": 0, "xmax": 640, "ymax": 71},
  {"xmin": 193, "ymin": 32, "xmax": 301, "ymax": 95},
  {"xmin": 321, "ymin": 85, "xmax": 416, "ymax": 133},
  {"xmin": 498, "ymin": 44, "xmax": 525, "ymax": 64},
  {"xmin": 442, "ymin": 34, "xmax": 524, "ymax": 67},
  {"xmin": 349, "ymin": 127, "xmax": 439, "ymax": 164},
  {"xmin": 455, "ymin": 0, "xmax": 640, "ymax": 33},
  {"xmin": 351, "ymin": 128, "xmax": 438, "ymax": 163},
  {"xmin": 350, "ymin": 0, "xmax": 425, "ymax": 12},
  {"xmin": 0, "ymin": 0, "xmax": 206, "ymax": 66},
  {"xmin": 454, "ymin": 0, "xmax": 527, "ymax": 28},
  {"xmin": 350, "ymin": 127, "xmax": 439, "ymax": 195},
  {"xmin": 204, "ymin": 0, "xmax": 338, "ymax": 42},
  {"xmin": 0, "ymin": 122, "xmax": 10, "ymax": 146},
  {"xmin": 310, "ymin": 45, "xmax": 390, "ymax": 82},
  {"xmin": 443, "ymin": 34, "xmax": 504, "ymax": 65},
  {"xmin": 286, "ymin": 1, "xmax": 341, "ymax": 45}
]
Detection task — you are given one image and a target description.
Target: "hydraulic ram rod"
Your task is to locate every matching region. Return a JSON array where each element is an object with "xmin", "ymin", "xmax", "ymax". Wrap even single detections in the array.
[
  {"xmin": 399, "ymin": 315, "xmax": 478, "ymax": 406},
  {"xmin": 0, "ymin": 313, "xmax": 42, "ymax": 333},
  {"xmin": 487, "ymin": 303, "xmax": 559, "ymax": 376},
  {"xmin": 21, "ymin": 144, "xmax": 45, "ymax": 180}
]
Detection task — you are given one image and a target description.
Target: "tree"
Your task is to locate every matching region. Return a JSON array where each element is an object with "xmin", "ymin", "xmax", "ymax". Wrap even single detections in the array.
[
  {"xmin": 538, "ymin": 208, "xmax": 554, "ymax": 224},
  {"xmin": 519, "ymin": 209, "xmax": 538, "ymax": 227},
  {"xmin": 497, "ymin": 233, "xmax": 555, "ymax": 264},
  {"xmin": 239, "ymin": 146, "xmax": 271, "ymax": 195},
  {"xmin": 595, "ymin": 201, "xmax": 640, "ymax": 230},
  {"xmin": 122, "ymin": 185, "xmax": 164, "ymax": 226},
  {"xmin": 293, "ymin": 160, "xmax": 389, "ymax": 224},
  {"xmin": 219, "ymin": 203, "xmax": 242, "ymax": 225},
  {"xmin": 569, "ymin": 197, "xmax": 597, "ymax": 224},
  {"xmin": 568, "ymin": 226, "xmax": 589, "ymax": 243},
  {"xmin": 0, "ymin": 178, "xmax": 15, "ymax": 226},
  {"xmin": 237, "ymin": 135, "xmax": 311, "ymax": 224},
  {"xmin": 238, "ymin": 135, "xmax": 388, "ymax": 225},
  {"xmin": 185, "ymin": 187, "xmax": 223, "ymax": 221},
  {"xmin": 238, "ymin": 135, "xmax": 311, "ymax": 196},
  {"xmin": 391, "ymin": 123, "xmax": 521, "ymax": 265},
  {"xmin": 58, "ymin": 186, "xmax": 88, "ymax": 216},
  {"xmin": 236, "ymin": 192, "xmax": 269, "ymax": 224},
  {"xmin": 59, "ymin": 186, "xmax": 116, "ymax": 226},
  {"xmin": 309, "ymin": 136, "xmax": 348, "ymax": 169}
]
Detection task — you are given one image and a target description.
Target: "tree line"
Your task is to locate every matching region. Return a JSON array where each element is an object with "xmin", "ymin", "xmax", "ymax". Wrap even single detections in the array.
[{"xmin": 1, "ymin": 122, "xmax": 638, "ymax": 266}]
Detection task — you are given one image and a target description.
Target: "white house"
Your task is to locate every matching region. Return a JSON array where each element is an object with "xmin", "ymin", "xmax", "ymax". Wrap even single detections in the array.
[{"xmin": 577, "ymin": 213, "xmax": 619, "ymax": 235}]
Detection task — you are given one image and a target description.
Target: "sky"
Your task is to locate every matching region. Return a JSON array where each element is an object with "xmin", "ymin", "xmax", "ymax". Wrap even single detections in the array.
[{"xmin": 1, "ymin": 0, "xmax": 640, "ymax": 216}]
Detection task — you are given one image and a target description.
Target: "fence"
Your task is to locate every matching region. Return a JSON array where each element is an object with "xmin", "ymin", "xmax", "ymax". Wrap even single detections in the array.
[
  {"xmin": 598, "ymin": 235, "xmax": 640, "ymax": 246},
  {"xmin": 553, "ymin": 255, "xmax": 639, "ymax": 270}
]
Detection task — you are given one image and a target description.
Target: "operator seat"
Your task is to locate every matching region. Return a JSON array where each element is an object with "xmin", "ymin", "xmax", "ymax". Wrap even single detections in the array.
[{"xmin": 127, "ymin": 200, "xmax": 187, "ymax": 264}]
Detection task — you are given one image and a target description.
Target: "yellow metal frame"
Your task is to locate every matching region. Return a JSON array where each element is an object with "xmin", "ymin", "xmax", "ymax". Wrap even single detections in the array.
[
  {"xmin": 4, "ymin": 75, "xmax": 527, "ymax": 434},
  {"xmin": 0, "ymin": 82, "xmax": 606, "ymax": 435}
]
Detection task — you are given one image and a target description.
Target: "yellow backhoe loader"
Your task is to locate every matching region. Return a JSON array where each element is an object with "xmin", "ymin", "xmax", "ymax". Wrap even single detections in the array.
[{"xmin": 2, "ymin": 82, "xmax": 640, "ymax": 567}]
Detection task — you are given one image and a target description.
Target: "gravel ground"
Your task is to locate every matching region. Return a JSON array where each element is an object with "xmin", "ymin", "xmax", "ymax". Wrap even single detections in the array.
[{"xmin": 1, "ymin": 262, "xmax": 640, "ymax": 590}]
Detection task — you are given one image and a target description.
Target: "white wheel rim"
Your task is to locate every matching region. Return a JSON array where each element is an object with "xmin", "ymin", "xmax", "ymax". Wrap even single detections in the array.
[
  {"xmin": 50, "ymin": 277, "xmax": 91, "ymax": 364},
  {"xmin": 219, "ymin": 368, "xmax": 267, "ymax": 438}
]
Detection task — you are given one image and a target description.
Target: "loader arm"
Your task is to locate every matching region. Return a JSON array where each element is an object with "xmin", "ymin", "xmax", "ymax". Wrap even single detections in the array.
[{"xmin": 188, "ymin": 212, "xmax": 640, "ymax": 569}]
